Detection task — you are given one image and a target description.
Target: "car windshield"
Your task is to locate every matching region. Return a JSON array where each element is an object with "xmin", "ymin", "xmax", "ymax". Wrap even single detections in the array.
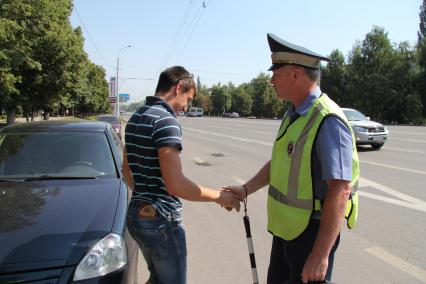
[
  {"xmin": 97, "ymin": 116, "xmax": 119, "ymax": 123},
  {"xmin": 343, "ymin": 109, "xmax": 368, "ymax": 121},
  {"xmin": 0, "ymin": 131, "xmax": 117, "ymax": 179}
]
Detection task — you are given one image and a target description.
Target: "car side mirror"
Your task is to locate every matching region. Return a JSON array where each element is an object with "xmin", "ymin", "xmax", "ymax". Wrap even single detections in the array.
[{"xmin": 366, "ymin": 116, "xmax": 370, "ymax": 120}]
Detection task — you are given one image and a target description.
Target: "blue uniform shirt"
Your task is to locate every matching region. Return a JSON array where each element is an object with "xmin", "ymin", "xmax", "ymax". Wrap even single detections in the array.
[{"xmin": 286, "ymin": 87, "xmax": 353, "ymax": 199}]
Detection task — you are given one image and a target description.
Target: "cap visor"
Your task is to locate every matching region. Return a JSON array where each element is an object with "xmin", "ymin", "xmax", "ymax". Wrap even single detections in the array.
[{"xmin": 268, "ymin": 63, "xmax": 286, "ymax": 71}]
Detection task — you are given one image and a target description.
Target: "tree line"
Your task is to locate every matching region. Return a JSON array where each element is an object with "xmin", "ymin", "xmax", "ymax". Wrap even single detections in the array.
[
  {"xmin": 0, "ymin": 0, "xmax": 111, "ymax": 125},
  {"xmin": 2, "ymin": 1, "xmax": 425, "ymax": 125},
  {"xmin": 193, "ymin": 2, "xmax": 426, "ymax": 124}
]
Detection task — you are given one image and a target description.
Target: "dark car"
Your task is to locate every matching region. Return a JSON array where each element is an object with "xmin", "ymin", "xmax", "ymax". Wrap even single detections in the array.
[
  {"xmin": 96, "ymin": 115, "xmax": 122, "ymax": 138},
  {"xmin": 0, "ymin": 120, "xmax": 138, "ymax": 283}
]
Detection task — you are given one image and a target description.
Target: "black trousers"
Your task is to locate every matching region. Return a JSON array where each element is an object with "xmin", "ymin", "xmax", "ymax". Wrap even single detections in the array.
[{"xmin": 267, "ymin": 219, "xmax": 340, "ymax": 284}]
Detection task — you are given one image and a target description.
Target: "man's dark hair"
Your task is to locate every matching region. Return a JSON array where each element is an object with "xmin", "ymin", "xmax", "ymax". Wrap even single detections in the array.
[{"xmin": 155, "ymin": 66, "xmax": 196, "ymax": 94}]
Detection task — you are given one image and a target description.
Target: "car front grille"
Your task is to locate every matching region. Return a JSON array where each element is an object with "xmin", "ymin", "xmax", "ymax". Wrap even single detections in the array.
[
  {"xmin": 0, "ymin": 268, "xmax": 64, "ymax": 283},
  {"xmin": 368, "ymin": 127, "xmax": 385, "ymax": 133}
]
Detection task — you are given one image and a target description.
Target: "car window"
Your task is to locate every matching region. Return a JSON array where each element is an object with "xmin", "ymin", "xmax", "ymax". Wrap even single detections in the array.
[
  {"xmin": 0, "ymin": 131, "xmax": 117, "ymax": 179},
  {"xmin": 109, "ymin": 125, "xmax": 123, "ymax": 163},
  {"xmin": 343, "ymin": 109, "xmax": 367, "ymax": 121}
]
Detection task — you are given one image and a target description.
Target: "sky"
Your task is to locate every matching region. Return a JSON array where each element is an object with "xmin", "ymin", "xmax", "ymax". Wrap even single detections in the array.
[{"xmin": 70, "ymin": 0, "xmax": 423, "ymax": 103}]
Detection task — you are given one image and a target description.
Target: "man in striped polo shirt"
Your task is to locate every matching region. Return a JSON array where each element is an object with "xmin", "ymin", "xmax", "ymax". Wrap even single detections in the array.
[{"xmin": 124, "ymin": 66, "xmax": 240, "ymax": 284}]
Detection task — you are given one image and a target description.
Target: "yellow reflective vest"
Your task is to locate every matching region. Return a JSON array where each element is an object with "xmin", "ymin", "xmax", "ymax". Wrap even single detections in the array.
[{"xmin": 268, "ymin": 94, "xmax": 360, "ymax": 241}]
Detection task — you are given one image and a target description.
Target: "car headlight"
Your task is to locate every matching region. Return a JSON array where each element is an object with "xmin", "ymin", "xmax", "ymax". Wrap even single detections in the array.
[
  {"xmin": 352, "ymin": 126, "xmax": 368, "ymax": 133},
  {"xmin": 73, "ymin": 233, "xmax": 127, "ymax": 281}
]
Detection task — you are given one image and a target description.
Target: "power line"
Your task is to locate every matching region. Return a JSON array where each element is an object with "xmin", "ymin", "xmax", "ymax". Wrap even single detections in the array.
[
  {"xmin": 160, "ymin": 0, "xmax": 198, "ymax": 69},
  {"xmin": 175, "ymin": 1, "xmax": 210, "ymax": 63},
  {"xmin": 73, "ymin": 6, "xmax": 115, "ymax": 69}
]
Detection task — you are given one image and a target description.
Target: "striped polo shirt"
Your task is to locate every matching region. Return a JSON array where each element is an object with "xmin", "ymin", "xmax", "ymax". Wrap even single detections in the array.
[{"xmin": 125, "ymin": 96, "xmax": 182, "ymax": 220}]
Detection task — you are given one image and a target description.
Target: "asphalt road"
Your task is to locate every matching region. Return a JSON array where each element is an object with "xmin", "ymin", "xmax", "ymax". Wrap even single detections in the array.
[{"xmin": 130, "ymin": 116, "xmax": 426, "ymax": 284}]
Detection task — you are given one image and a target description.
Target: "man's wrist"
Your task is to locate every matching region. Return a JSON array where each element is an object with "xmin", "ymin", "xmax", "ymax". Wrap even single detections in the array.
[
  {"xmin": 213, "ymin": 190, "xmax": 222, "ymax": 204},
  {"xmin": 242, "ymin": 183, "xmax": 249, "ymax": 198}
]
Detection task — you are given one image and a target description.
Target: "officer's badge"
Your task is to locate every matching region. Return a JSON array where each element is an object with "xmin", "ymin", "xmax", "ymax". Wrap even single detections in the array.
[{"xmin": 287, "ymin": 141, "xmax": 295, "ymax": 157}]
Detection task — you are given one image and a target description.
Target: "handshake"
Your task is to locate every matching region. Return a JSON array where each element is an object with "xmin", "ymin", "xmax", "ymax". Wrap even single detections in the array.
[{"xmin": 216, "ymin": 185, "xmax": 247, "ymax": 212}]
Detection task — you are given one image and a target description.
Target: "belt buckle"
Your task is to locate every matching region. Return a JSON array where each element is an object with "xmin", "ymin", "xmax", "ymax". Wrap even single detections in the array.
[{"xmin": 138, "ymin": 204, "xmax": 156, "ymax": 218}]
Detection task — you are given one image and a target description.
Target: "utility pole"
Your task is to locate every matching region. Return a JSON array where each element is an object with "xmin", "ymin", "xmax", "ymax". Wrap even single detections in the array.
[{"xmin": 116, "ymin": 45, "xmax": 131, "ymax": 116}]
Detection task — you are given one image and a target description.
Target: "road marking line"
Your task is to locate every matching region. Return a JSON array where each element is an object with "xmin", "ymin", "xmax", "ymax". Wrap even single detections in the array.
[
  {"xmin": 251, "ymin": 131, "xmax": 275, "ymax": 135},
  {"xmin": 359, "ymin": 177, "xmax": 425, "ymax": 204},
  {"xmin": 184, "ymin": 127, "xmax": 273, "ymax": 147},
  {"xmin": 193, "ymin": 117, "xmax": 281, "ymax": 126},
  {"xmin": 391, "ymin": 131, "xmax": 426, "ymax": 136},
  {"xmin": 365, "ymin": 247, "xmax": 426, "ymax": 283},
  {"xmin": 383, "ymin": 146, "xmax": 424, "ymax": 154},
  {"xmin": 392, "ymin": 138, "xmax": 426, "ymax": 143},
  {"xmin": 358, "ymin": 192, "xmax": 426, "ymax": 212},
  {"xmin": 361, "ymin": 160, "xmax": 426, "ymax": 176}
]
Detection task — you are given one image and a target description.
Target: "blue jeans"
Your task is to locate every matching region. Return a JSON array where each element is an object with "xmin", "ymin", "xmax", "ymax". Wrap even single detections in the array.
[{"xmin": 127, "ymin": 202, "xmax": 187, "ymax": 284}]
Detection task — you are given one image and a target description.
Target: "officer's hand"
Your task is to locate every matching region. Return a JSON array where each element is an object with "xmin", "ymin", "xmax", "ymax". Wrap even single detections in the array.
[
  {"xmin": 301, "ymin": 251, "xmax": 328, "ymax": 283},
  {"xmin": 222, "ymin": 185, "xmax": 245, "ymax": 201},
  {"xmin": 217, "ymin": 190, "xmax": 241, "ymax": 212}
]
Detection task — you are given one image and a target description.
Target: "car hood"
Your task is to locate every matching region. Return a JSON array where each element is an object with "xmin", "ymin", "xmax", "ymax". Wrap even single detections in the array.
[
  {"xmin": 0, "ymin": 179, "xmax": 120, "ymax": 271},
  {"xmin": 348, "ymin": 120, "xmax": 383, "ymax": 128}
]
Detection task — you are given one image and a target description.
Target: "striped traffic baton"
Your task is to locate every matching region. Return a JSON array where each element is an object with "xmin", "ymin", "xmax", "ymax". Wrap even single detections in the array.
[{"xmin": 242, "ymin": 184, "xmax": 259, "ymax": 284}]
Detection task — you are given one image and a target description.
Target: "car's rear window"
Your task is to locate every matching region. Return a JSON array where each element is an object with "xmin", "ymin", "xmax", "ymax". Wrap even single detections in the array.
[{"xmin": 0, "ymin": 131, "xmax": 117, "ymax": 179}]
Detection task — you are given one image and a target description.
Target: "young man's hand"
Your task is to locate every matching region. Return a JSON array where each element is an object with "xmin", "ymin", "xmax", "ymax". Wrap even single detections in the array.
[
  {"xmin": 221, "ymin": 185, "xmax": 245, "ymax": 201},
  {"xmin": 217, "ymin": 190, "xmax": 241, "ymax": 212}
]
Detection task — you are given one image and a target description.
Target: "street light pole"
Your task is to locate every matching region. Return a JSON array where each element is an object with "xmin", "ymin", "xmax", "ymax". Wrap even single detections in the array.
[{"xmin": 116, "ymin": 45, "xmax": 131, "ymax": 116}]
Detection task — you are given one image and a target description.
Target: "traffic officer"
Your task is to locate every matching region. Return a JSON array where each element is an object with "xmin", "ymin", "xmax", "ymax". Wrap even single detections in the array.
[{"xmin": 224, "ymin": 33, "xmax": 360, "ymax": 283}]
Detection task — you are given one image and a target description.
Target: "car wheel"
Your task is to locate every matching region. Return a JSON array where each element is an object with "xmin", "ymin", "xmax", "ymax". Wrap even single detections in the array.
[{"xmin": 371, "ymin": 143, "xmax": 384, "ymax": 149}]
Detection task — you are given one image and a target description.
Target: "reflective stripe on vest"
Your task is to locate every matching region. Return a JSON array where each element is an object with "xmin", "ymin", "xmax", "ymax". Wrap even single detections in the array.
[{"xmin": 268, "ymin": 184, "xmax": 322, "ymax": 210}]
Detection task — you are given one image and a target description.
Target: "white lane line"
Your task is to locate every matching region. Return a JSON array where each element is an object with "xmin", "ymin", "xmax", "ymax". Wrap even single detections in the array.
[
  {"xmin": 359, "ymin": 177, "xmax": 425, "ymax": 204},
  {"xmin": 383, "ymin": 146, "xmax": 424, "ymax": 154},
  {"xmin": 251, "ymin": 131, "xmax": 275, "ymax": 135},
  {"xmin": 200, "ymin": 118, "xmax": 280, "ymax": 126},
  {"xmin": 358, "ymin": 192, "xmax": 426, "ymax": 212},
  {"xmin": 392, "ymin": 138, "xmax": 426, "ymax": 143},
  {"xmin": 361, "ymin": 160, "xmax": 426, "ymax": 176},
  {"xmin": 183, "ymin": 127, "xmax": 273, "ymax": 147},
  {"xmin": 365, "ymin": 247, "xmax": 426, "ymax": 283},
  {"xmin": 391, "ymin": 131, "xmax": 426, "ymax": 136}
]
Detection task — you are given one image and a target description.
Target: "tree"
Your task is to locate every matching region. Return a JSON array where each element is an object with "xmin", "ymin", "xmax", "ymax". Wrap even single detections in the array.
[
  {"xmin": 247, "ymin": 73, "xmax": 272, "ymax": 118},
  {"xmin": 192, "ymin": 84, "xmax": 211, "ymax": 114},
  {"xmin": 229, "ymin": 85, "xmax": 252, "ymax": 116},
  {"xmin": 0, "ymin": 1, "xmax": 43, "ymax": 124},
  {"xmin": 418, "ymin": 0, "xmax": 426, "ymax": 44},
  {"xmin": 122, "ymin": 100, "xmax": 145, "ymax": 113},
  {"xmin": 386, "ymin": 42, "xmax": 422, "ymax": 123},
  {"xmin": 321, "ymin": 49, "xmax": 350, "ymax": 106},
  {"xmin": 210, "ymin": 84, "xmax": 231, "ymax": 116},
  {"xmin": 0, "ymin": 0, "xmax": 109, "ymax": 122},
  {"xmin": 346, "ymin": 27, "xmax": 395, "ymax": 121},
  {"xmin": 418, "ymin": 0, "xmax": 426, "ymax": 119}
]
